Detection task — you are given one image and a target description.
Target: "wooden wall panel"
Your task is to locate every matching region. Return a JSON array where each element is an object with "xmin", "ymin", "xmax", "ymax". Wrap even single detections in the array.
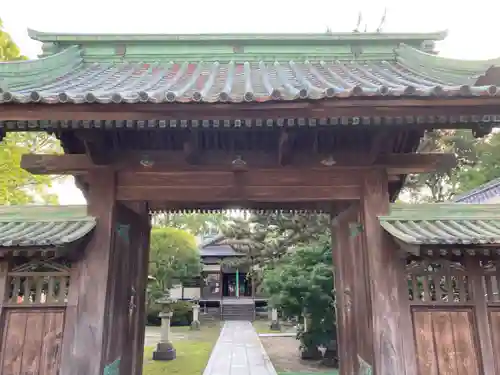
[
  {"xmin": 0, "ymin": 308, "xmax": 65, "ymax": 375},
  {"xmin": 412, "ymin": 310, "xmax": 480, "ymax": 375},
  {"xmin": 413, "ymin": 311, "xmax": 438, "ymax": 375},
  {"xmin": 490, "ymin": 309, "xmax": 500, "ymax": 374}
]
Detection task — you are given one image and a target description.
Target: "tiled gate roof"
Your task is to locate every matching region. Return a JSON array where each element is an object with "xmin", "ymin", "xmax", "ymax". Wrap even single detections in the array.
[
  {"xmin": 0, "ymin": 205, "xmax": 95, "ymax": 247},
  {"xmin": 379, "ymin": 204, "xmax": 500, "ymax": 245},
  {"xmin": 1, "ymin": 31, "xmax": 499, "ymax": 104}
]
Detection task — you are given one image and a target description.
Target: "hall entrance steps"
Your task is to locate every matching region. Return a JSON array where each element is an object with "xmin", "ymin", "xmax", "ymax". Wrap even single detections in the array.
[{"xmin": 221, "ymin": 298, "xmax": 255, "ymax": 321}]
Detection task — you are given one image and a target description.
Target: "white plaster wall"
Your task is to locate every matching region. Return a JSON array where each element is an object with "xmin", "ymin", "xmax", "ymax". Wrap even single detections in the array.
[
  {"xmin": 169, "ymin": 284, "xmax": 184, "ymax": 299},
  {"xmin": 184, "ymin": 287, "xmax": 201, "ymax": 299},
  {"xmin": 169, "ymin": 285, "xmax": 200, "ymax": 299},
  {"xmin": 203, "ymin": 264, "xmax": 221, "ymax": 272}
]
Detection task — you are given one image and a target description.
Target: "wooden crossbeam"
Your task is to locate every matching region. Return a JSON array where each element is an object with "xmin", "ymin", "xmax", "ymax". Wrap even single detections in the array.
[
  {"xmin": 1, "ymin": 97, "xmax": 500, "ymax": 121},
  {"xmin": 117, "ymin": 169, "xmax": 363, "ymax": 202},
  {"xmin": 116, "ymin": 185, "xmax": 360, "ymax": 201},
  {"xmin": 117, "ymin": 169, "xmax": 362, "ymax": 188},
  {"xmin": 20, "ymin": 152, "xmax": 455, "ymax": 175}
]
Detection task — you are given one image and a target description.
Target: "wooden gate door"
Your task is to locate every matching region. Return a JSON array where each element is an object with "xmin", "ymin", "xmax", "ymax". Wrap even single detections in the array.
[
  {"xmin": 407, "ymin": 259, "xmax": 482, "ymax": 375},
  {"xmin": 0, "ymin": 260, "xmax": 70, "ymax": 375}
]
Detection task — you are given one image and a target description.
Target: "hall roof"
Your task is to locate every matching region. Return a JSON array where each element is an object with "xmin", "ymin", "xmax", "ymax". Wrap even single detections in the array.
[
  {"xmin": 380, "ymin": 204, "xmax": 500, "ymax": 248},
  {"xmin": 453, "ymin": 178, "xmax": 500, "ymax": 204},
  {"xmin": 199, "ymin": 234, "xmax": 244, "ymax": 257},
  {"xmin": 0, "ymin": 205, "xmax": 95, "ymax": 249},
  {"xmin": 1, "ymin": 30, "xmax": 499, "ymax": 105}
]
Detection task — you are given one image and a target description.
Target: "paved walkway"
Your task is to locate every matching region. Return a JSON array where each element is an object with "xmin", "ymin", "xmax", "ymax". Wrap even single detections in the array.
[{"xmin": 203, "ymin": 321, "xmax": 278, "ymax": 375}]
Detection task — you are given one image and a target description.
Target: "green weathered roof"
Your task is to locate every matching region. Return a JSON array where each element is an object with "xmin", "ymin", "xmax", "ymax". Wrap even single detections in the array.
[
  {"xmin": 0, "ymin": 30, "xmax": 498, "ymax": 105},
  {"xmin": 0, "ymin": 205, "xmax": 96, "ymax": 247},
  {"xmin": 380, "ymin": 204, "xmax": 500, "ymax": 245},
  {"xmin": 27, "ymin": 29, "xmax": 448, "ymax": 44}
]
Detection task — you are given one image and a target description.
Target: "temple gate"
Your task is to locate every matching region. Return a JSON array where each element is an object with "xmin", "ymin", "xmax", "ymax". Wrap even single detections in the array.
[
  {"xmin": 1, "ymin": 29, "xmax": 500, "ymax": 375},
  {"xmin": 0, "ymin": 206, "xmax": 95, "ymax": 374}
]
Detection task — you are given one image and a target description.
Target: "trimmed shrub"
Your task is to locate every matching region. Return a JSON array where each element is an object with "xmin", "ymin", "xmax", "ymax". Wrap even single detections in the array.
[{"xmin": 146, "ymin": 301, "xmax": 193, "ymax": 327}]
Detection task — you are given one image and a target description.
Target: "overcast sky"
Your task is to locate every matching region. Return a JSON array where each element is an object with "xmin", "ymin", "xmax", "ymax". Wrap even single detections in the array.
[{"xmin": 3, "ymin": 0, "xmax": 500, "ymax": 204}]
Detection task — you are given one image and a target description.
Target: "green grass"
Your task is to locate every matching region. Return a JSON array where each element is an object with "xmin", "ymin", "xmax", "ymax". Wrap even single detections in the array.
[
  {"xmin": 143, "ymin": 323, "xmax": 221, "ymax": 375},
  {"xmin": 278, "ymin": 372, "xmax": 339, "ymax": 375},
  {"xmin": 252, "ymin": 320, "xmax": 282, "ymax": 334}
]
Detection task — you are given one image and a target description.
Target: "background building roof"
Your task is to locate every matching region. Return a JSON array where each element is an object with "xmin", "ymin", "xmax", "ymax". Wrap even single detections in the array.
[{"xmin": 453, "ymin": 178, "xmax": 500, "ymax": 204}]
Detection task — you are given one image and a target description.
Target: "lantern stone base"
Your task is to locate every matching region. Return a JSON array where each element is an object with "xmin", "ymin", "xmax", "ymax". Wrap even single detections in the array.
[
  {"xmin": 152, "ymin": 342, "xmax": 176, "ymax": 361},
  {"xmin": 190, "ymin": 320, "xmax": 201, "ymax": 330},
  {"xmin": 269, "ymin": 321, "xmax": 281, "ymax": 331}
]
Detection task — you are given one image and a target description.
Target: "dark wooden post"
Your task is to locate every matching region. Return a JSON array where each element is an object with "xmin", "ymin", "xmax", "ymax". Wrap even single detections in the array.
[
  {"xmin": 361, "ymin": 169, "xmax": 416, "ymax": 375},
  {"xmin": 331, "ymin": 208, "xmax": 357, "ymax": 375},
  {"xmin": 60, "ymin": 169, "xmax": 119, "ymax": 375},
  {"xmin": 131, "ymin": 204, "xmax": 151, "ymax": 375}
]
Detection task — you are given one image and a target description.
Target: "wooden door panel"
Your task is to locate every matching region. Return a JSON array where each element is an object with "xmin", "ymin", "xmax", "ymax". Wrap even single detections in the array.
[
  {"xmin": 0, "ymin": 308, "xmax": 65, "ymax": 375},
  {"xmin": 413, "ymin": 309, "xmax": 480, "ymax": 375}
]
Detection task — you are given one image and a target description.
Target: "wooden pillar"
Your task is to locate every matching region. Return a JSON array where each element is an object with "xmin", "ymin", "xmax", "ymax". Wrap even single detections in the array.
[
  {"xmin": 331, "ymin": 207, "xmax": 357, "ymax": 375},
  {"xmin": 360, "ymin": 169, "xmax": 416, "ymax": 375},
  {"xmin": 0, "ymin": 260, "xmax": 10, "ymax": 328},
  {"xmin": 466, "ymin": 257, "xmax": 496, "ymax": 375},
  {"xmin": 131, "ymin": 204, "xmax": 151, "ymax": 375},
  {"xmin": 348, "ymin": 208, "xmax": 374, "ymax": 369},
  {"xmin": 60, "ymin": 169, "xmax": 119, "ymax": 375},
  {"xmin": 111, "ymin": 204, "xmax": 136, "ymax": 375}
]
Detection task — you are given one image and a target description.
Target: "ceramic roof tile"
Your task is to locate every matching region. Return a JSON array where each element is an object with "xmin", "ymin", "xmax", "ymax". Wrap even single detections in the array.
[
  {"xmin": 1, "ymin": 42, "xmax": 499, "ymax": 104},
  {"xmin": 379, "ymin": 203, "xmax": 500, "ymax": 245},
  {"xmin": 0, "ymin": 205, "xmax": 96, "ymax": 247}
]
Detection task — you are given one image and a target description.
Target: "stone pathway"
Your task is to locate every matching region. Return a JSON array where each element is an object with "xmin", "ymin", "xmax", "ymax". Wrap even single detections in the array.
[{"xmin": 203, "ymin": 321, "xmax": 278, "ymax": 375}]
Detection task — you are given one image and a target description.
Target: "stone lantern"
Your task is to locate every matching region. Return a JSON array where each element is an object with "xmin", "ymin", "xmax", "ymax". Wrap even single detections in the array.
[
  {"xmin": 270, "ymin": 307, "xmax": 281, "ymax": 331},
  {"xmin": 190, "ymin": 300, "xmax": 201, "ymax": 330},
  {"xmin": 152, "ymin": 295, "xmax": 176, "ymax": 361}
]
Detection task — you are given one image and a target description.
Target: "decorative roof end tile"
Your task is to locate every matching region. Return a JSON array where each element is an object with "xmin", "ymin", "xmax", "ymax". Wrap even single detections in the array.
[
  {"xmin": 165, "ymin": 91, "xmax": 177, "ymax": 103},
  {"xmin": 85, "ymin": 92, "xmax": 97, "ymax": 103}
]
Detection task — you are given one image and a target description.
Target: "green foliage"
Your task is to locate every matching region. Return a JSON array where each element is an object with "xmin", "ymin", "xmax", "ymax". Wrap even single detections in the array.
[
  {"xmin": 223, "ymin": 212, "xmax": 330, "ymax": 266},
  {"xmin": 0, "ymin": 132, "xmax": 61, "ymax": 205},
  {"xmin": 401, "ymin": 130, "xmax": 500, "ymax": 202},
  {"xmin": 0, "ymin": 18, "xmax": 27, "ymax": 61},
  {"xmin": 148, "ymin": 227, "xmax": 201, "ymax": 307},
  {"xmin": 170, "ymin": 301, "xmax": 194, "ymax": 326},
  {"xmin": 0, "ymin": 21, "xmax": 60, "ymax": 205},
  {"xmin": 403, "ymin": 129, "xmax": 479, "ymax": 202},
  {"xmin": 222, "ymin": 212, "xmax": 330, "ymax": 297},
  {"xmin": 152, "ymin": 212, "xmax": 230, "ymax": 236},
  {"xmin": 454, "ymin": 131, "xmax": 500, "ymax": 193},
  {"xmin": 262, "ymin": 243, "xmax": 337, "ymax": 363}
]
